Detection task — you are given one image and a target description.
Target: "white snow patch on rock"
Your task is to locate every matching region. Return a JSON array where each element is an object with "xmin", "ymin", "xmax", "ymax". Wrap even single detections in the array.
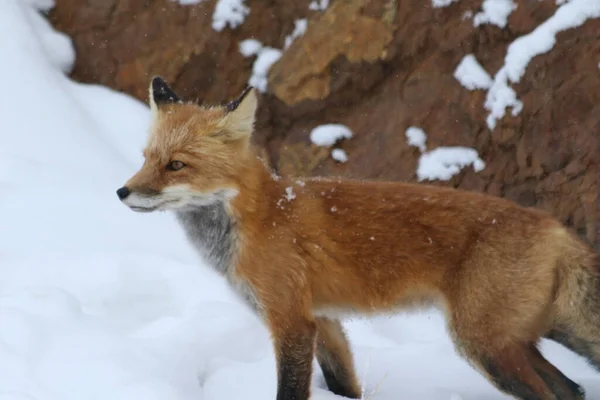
[
  {"xmin": 417, "ymin": 147, "xmax": 486, "ymax": 182},
  {"xmin": 284, "ymin": 19, "xmax": 308, "ymax": 49},
  {"xmin": 212, "ymin": 0, "xmax": 249, "ymax": 31},
  {"xmin": 239, "ymin": 39, "xmax": 262, "ymax": 57},
  {"xmin": 310, "ymin": 124, "xmax": 353, "ymax": 147},
  {"xmin": 284, "ymin": 187, "xmax": 296, "ymax": 201},
  {"xmin": 454, "ymin": 54, "xmax": 493, "ymax": 90},
  {"xmin": 309, "ymin": 0, "xmax": 329, "ymax": 11},
  {"xmin": 405, "ymin": 127, "xmax": 485, "ymax": 181},
  {"xmin": 331, "ymin": 149, "xmax": 348, "ymax": 163},
  {"xmin": 405, "ymin": 127, "xmax": 428, "ymax": 153},
  {"xmin": 473, "ymin": 0, "xmax": 517, "ymax": 28},
  {"xmin": 432, "ymin": 0, "xmax": 459, "ymax": 8},
  {"xmin": 483, "ymin": 0, "xmax": 600, "ymax": 129},
  {"xmin": 171, "ymin": 0, "xmax": 206, "ymax": 5},
  {"xmin": 247, "ymin": 47, "xmax": 282, "ymax": 92}
]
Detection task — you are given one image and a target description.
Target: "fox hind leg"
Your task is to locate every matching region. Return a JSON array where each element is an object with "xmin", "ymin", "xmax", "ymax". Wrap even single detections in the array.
[
  {"xmin": 315, "ymin": 317, "xmax": 362, "ymax": 399},
  {"xmin": 529, "ymin": 345, "xmax": 585, "ymax": 399},
  {"xmin": 455, "ymin": 340, "xmax": 584, "ymax": 400}
]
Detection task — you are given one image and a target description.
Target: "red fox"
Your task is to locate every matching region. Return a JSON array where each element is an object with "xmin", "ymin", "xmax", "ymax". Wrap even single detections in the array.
[{"xmin": 117, "ymin": 76, "xmax": 599, "ymax": 400}]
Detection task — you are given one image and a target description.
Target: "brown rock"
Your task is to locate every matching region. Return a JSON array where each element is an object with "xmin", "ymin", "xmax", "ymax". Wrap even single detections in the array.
[
  {"xmin": 50, "ymin": 0, "xmax": 599, "ymax": 247},
  {"xmin": 268, "ymin": 0, "xmax": 394, "ymax": 105}
]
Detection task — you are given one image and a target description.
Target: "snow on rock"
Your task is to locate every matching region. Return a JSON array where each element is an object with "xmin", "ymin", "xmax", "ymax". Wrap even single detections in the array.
[
  {"xmin": 310, "ymin": 124, "xmax": 353, "ymax": 147},
  {"xmin": 246, "ymin": 47, "xmax": 283, "ymax": 92},
  {"xmin": 240, "ymin": 18, "xmax": 306, "ymax": 91},
  {"xmin": 483, "ymin": 68, "xmax": 523, "ymax": 130},
  {"xmin": 309, "ymin": 0, "xmax": 329, "ymax": 11},
  {"xmin": 405, "ymin": 127, "xmax": 485, "ymax": 181},
  {"xmin": 284, "ymin": 187, "xmax": 296, "ymax": 201},
  {"xmin": 171, "ymin": 0, "xmax": 206, "ymax": 5},
  {"xmin": 405, "ymin": 126, "xmax": 428, "ymax": 153},
  {"xmin": 212, "ymin": 0, "xmax": 249, "ymax": 31},
  {"xmin": 417, "ymin": 147, "xmax": 486, "ymax": 182},
  {"xmin": 284, "ymin": 19, "xmax": 308, "ymax": 49},
  {"xmin": 331, "ymin": 148, "xmax": 348, "ymax": 163},
  {"xmin": 483, "ymin": 0, "xmax": 600, "ymax": 129},
  {"xmin": 239, "ymin": 38, "xmax": 262, "ymax": 57},
  {"xmin": 462, "ymin": 10, "xmax": 474, "ymax": 20},
  {"xmin": 473, "ymin": 0, "xmax": 517, "ymax": 28},
  {"xmin": 171, "ymin": 0, "xmax": 247, "ymax": 33},
  {"xmin": 432, "ymin": 0, "xmax": 459, "ymax": 8},
  {"xmin": 239, "ymin": 15, "xmax": 309, "ymax": 92},
  {"xmin": 454, "ymin": 54, "xmax": 493, "ymax": 90}
]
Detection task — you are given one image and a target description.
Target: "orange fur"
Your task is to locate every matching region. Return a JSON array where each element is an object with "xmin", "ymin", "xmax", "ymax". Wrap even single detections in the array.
[{"xmin": 118, "ymin": 78, "xmax": 599, "ymax": 400}]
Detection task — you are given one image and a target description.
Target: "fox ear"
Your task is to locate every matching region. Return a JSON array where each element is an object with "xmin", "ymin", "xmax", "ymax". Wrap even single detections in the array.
[
  {"xmin": 220, "ymin": 86, "xmax": 257, "ymax": 140},
  {"xmin": 148, "ymin": 76, "xmax": 182, "ymax": 114}
]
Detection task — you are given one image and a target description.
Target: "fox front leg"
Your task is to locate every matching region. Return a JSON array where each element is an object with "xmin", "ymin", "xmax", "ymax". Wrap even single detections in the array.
[{"xmin": 269, "ymin": 314, "xmax": 318, "ymax": 400}]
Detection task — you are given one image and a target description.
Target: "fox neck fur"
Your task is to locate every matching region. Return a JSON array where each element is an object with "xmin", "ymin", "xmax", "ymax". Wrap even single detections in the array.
[{"xmin": 173, "ymin": 151, "xmax": 265, "ymax": 263}]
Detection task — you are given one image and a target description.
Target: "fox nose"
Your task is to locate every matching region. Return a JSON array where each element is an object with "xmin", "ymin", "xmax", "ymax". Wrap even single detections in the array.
[{"xmin": 116, "ymin": 186, "xmax": 130, "ymax": 200}]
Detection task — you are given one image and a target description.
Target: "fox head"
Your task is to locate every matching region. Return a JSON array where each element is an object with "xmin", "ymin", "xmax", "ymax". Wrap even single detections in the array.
[{"xmin": 117, "ymin": 77, "xmax": 258, "ymax": 213}]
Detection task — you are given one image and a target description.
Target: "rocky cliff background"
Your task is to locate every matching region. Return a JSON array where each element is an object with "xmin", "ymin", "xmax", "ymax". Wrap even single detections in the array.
[{"xmin": 49, "ymin": 0, "xmax": 599, "ymax": 248}]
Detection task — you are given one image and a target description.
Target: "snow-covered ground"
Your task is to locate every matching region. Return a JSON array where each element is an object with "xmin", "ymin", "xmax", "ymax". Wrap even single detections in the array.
[{"xmin": 1, "ymin": 1, "xmax": 599, "ymax": 400}]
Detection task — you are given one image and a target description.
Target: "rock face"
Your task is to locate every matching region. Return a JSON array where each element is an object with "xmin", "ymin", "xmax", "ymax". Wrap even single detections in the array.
[{"xmin": 50, "ymin": 0, "xmax": 599, "ymax": 247}]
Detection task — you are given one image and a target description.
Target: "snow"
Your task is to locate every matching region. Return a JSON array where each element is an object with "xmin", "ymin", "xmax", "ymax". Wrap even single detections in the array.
[
  {"xmin": 3, "ymin": 1, "xmax": 600, "ymax": 399},
  {"xmin": 22, "ymin": 0, "xmax": 54, "ymax": 11},
  {"xmin": 284, "ymin": 19, "xmax": 308, "ymax": 49},
  {"xmin": 405, "ymin": 127, "xmax": 486, "ymax": 181},
  {"xmin": 238, "ymin": 14, "xmax": 308, "ymax": 92},
  {"xmin": 171, "ymin": 0, "xmax": 247, "ymax": 32},
  {"xmin": 239, "ymin": 39, "xmax": 262, "ymax": 57},
  {"xmin": 309, "ymin": 0, "xmax": 329, "ymax": 11},
  {"xmin": 239, "ymin": 19, "xmax": 306, "ymax": 92},
  {"xmin": 417, "ymin": 147, "xmax": 486, "ymax": 181},
  {"xmin": 473, "ymin": 0, "xmax": 517, "ymax": 28},
  {"xmin": 331, "ymin": 148, "xmax": 348, "ymax": 163},
  {"xmin": 310, "ymin": 124, "xmax": 353, "ymax": 147},
  {"xmin": 246, "ymin": 47, "xmax": 283, "ymax": 92},
  {"xmin": 172, "ymin": 0, "xmax": 206, "ymax": 5},
  {"xmin": 284, "ymin": 187, "xmax": 296, "ymax": 201},
  {"xmin": 405, "ymin": 126, "xmax": 428, "ymax": 153},
  {"xmin": 482, "ymin": 0, "xmax": 600, "ymax": 129},
  {"xmin": 432, "ymin": 0, "xmax": 459, "ymax": 8},
  {"xmin": 212, "ymin": 0, "xmax": 249, "ymax": 31},
  {"xmin": 239, "ymin": 38, "xmax": 284, "ymax": 93},
  {"xmin": 454, "ymin": 54, "xmax": 493, "ymax": 90}
]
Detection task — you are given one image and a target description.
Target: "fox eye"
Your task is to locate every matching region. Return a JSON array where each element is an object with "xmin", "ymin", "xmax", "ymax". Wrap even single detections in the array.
[{"xmin": 167, "ymin": 160, "xmax": 186, "ymax": 171}]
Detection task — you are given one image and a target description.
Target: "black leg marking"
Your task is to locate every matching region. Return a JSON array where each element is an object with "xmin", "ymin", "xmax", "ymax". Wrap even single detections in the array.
[
  {"xmin": 276, "ymin": 325, "xmax": 317, "ymax": 400},
  {"xmin": 480, "ymin": 355, "xmax": 546, "ymax": 400},
  {"xmin": 315, "ymin": 318, "xmax": 361, "ymax": 399},
  {"xmin": 318, "ymin": 352, "xmax": 361, "ymax": 399},
  {"xmin": 529, "ymin": 346, "xmax": 585, "ymax": 400}
]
